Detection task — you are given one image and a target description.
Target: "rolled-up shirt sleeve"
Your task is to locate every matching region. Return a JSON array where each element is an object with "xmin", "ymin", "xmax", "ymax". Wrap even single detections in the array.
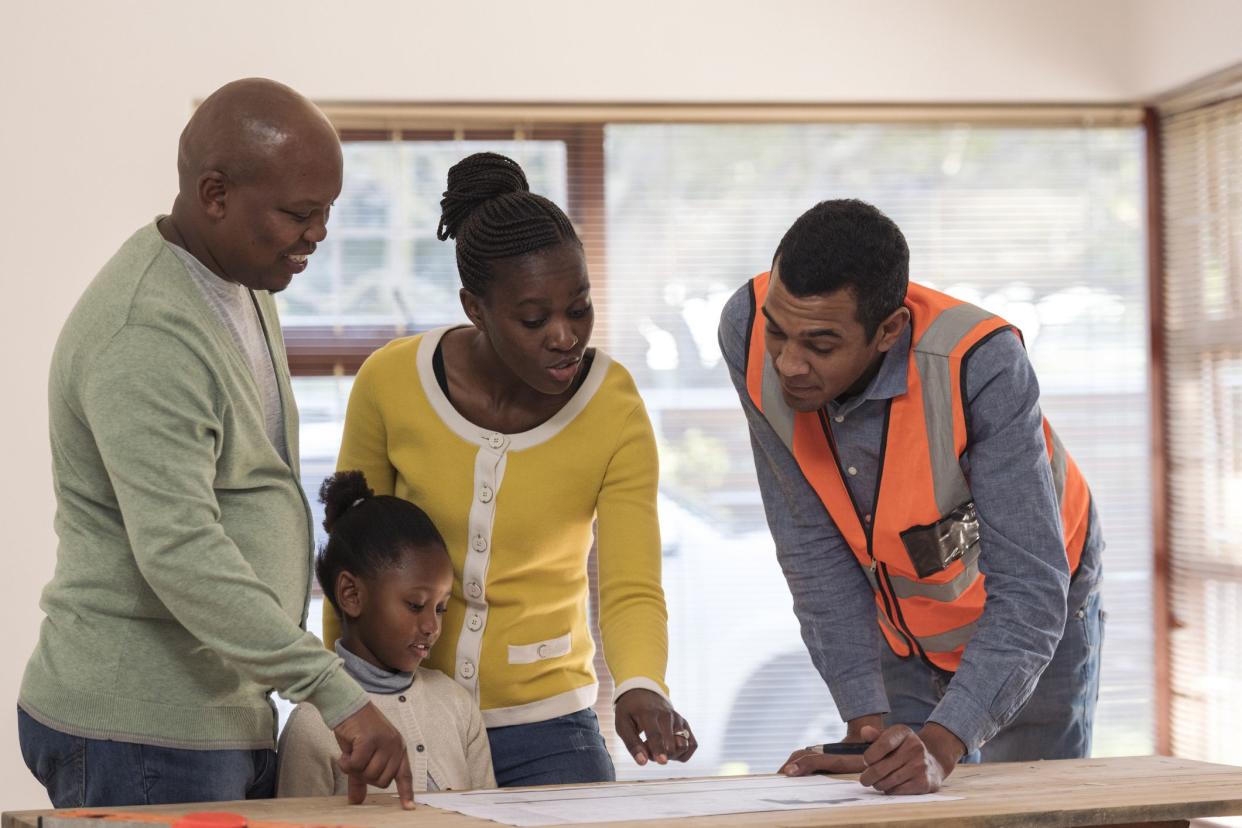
[{"xmin": 718, "ymin": 287, "xmax": 888, "ymax": 722}]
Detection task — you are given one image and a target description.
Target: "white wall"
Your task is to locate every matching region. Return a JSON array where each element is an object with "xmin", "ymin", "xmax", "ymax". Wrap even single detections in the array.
[
  {"xmin": 1129, "ymin": 0, "xmax": 1242, "ymax": 96},
  {"xmin": 1, "ymin": 0, "xmax": 1239, "ymax": 809}
]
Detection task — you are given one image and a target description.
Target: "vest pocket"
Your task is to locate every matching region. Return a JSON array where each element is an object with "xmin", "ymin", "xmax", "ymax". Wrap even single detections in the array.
[
  {"xmin": 899, "ymin": 501, "xmax": 981, "ymax": 579},
  {"xmin": 507, "ymin": 632, "xmax": 572, "ymax": 664}
]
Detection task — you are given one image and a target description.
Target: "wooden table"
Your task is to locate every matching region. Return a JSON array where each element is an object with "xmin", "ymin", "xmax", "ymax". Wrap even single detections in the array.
[{"xmin": 5, "ymin": 756, "xmax": 1242, "ymax": 828}]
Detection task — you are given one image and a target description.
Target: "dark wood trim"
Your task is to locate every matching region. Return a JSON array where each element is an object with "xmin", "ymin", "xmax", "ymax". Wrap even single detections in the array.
[
  {"xmin": 399, "ymin": 129, "xmax": 458, "ymax": 141},
  {"xmin": 1145, "ymin": 106, "xmax": 1172, "ymax": 756},
  {"xmin": 284, "ymin": 326, "xmax": 416, "ymax": 376},
  {"xmin": 564, "ymin": 124, "xmax": 608, "ymax": 318},
  {"xmin": 545, "ymin": 124, "xmax": 616, "ymax": 746},
  {"xmin": 338, "ymin": 129, "xmax": 393, "ymax": 142}
]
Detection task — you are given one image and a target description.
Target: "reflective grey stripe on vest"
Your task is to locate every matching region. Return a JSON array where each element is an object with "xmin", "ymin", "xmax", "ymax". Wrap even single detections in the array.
[
  {"xmin": 887, "ymin": 540, "xmax": 980, "ymax": 602},
  {"xmin": 890, "ymin": 301, "xmax": 992, "ymax": 609},
  {"xmin": 917, "ymin": 620, "xmax": 978, "ymax": 653},
  {"xmin": 878, "ymin": 602, "xmax": 977, "ymax": 654},
  {"xmin": 761, "ymin": 353, "xmax": 796, "ymax": 454},
  {"xmin": 913, "ymin": 302, "xmax": 997, "ymax": 517}
]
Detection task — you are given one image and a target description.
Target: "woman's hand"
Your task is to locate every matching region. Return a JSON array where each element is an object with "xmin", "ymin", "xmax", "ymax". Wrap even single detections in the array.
[{"xmin": 614, "ymin": 688, "xmax": 698, "ymax": 765}]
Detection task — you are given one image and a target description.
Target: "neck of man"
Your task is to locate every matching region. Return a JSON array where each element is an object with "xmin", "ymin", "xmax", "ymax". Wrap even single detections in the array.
[{"xmin": 835, "ymin": 345, "xmax": 887, "ymax": 405}]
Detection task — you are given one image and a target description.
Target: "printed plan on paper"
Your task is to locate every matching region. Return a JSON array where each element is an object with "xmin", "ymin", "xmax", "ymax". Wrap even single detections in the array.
[{"xmin": 416, "ymin": 774, "xmax": 962, "ymax": 826}]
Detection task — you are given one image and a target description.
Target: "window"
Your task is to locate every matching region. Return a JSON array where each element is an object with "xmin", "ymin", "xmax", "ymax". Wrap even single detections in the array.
[
  {"xmin": 1159, "ymin": 91, "xmax": 1242, "ymax": 763},
  {"xmin": 281, "ymin": 110, "xmax": 1151, "ymax": 775}
]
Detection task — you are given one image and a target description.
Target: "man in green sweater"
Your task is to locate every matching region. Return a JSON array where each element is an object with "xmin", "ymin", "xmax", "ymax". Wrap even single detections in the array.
[{"xmin": 18, "ymin": 78, "xmax": 415, "ymax": 809}]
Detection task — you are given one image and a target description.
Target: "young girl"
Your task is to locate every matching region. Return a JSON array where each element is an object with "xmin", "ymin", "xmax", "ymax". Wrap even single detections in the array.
[{"xmin": 277, "ymin": 471, "xmax": 495, "ymax": 796}]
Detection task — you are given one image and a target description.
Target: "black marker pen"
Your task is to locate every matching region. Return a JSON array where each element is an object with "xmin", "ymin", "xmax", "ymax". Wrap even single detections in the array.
[{"xmin": 809, "ymin": 741, "xmax": 872, "ymax": 755}]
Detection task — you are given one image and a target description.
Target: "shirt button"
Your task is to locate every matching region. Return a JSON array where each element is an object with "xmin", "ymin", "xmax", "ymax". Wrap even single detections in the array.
[
  {"xmin": 416, "ymin": 744, "xmax": 425, "ymax": 753},
  {"xmin": 865, "ymin": 514, "xmax": 872, "ymax": 523},
  {"xmin": 834, "ymin": 415, "xmax": 845, "ymax": 423},
  {"xmin": 398, "ymin": 695, "xmax": 407, "ymax": 703},
  {"xmin": 472, "ymin": 534, "xmax": 488, "ymax": 552},
  {"xmin": 461, "ymin": 661, "xmax": 476, "ymax": 679},
  {"xmin": 487, "ymin": 433, "xmax": 505, "ymax": 450},
  {"xmin": 479, "ymin": 485, "xmax": 494, "ymax": 503},
  {"xmin": 467, "ymin": 614, "xmax": 483, "ymax": 631},
  {"xmin": 466, "ymin": 581, "xmax": 482, "ymax": 599},
  {"xmin": 848, "ymin": 466, "xmax": 858, "ymax": 476}
]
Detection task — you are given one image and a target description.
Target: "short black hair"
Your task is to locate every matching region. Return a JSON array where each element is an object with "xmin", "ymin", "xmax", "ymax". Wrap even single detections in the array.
[
  {"xmin": 774, "ymin": 199, "xmax": 909, "ymax": 338},
  {"xmin": 315, "ymin": 470, "xmax": 449, "ymax": 616},
  {"xmin": 436, "ymin": 151, "xmax": 581, "ymax": 295}
]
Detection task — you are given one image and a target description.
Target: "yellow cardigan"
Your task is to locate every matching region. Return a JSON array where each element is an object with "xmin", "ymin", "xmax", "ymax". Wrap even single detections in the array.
[{"xmin": 324, "ymin": 327, "xmax": 669, "ymax": 727}]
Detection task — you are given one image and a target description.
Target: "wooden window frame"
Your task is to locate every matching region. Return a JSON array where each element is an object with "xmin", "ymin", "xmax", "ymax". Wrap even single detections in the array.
[{"xmin": 1145, "ymin": 105, "xmax": 1172, "ymax": 755}]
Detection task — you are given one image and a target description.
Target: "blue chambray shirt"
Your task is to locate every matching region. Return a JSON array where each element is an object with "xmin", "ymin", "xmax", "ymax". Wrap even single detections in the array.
[{"xmin": 718, "ymin": 283, "xmax": 1103, "ymax": 753}]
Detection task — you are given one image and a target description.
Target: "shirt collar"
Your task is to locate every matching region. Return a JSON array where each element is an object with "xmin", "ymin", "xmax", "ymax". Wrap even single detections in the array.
[
  {"xmin": 827, "ymin": 323, "xmax": 910, "ymax": 415},
  {"xmin": 334, "ymin": 640, "xmax": 415, "ymax": 694}
]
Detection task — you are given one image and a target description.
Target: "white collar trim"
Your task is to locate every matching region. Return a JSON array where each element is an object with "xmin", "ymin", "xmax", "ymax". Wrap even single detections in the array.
[{"xmin": 416, "ymin": 326, "xmax": 612, "ymax": 452}]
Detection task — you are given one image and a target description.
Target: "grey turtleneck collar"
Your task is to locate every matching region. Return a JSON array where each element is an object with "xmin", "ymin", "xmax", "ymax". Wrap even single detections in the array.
[{"xmin": 334, "ymin": 641, "xmax": 415, "ymax": 694}]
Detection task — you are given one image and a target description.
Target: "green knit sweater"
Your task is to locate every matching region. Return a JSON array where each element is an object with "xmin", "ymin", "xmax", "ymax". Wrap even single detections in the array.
[{"xmin": 19, "ymin": 220, "xmax": 365, "ymax": 749}]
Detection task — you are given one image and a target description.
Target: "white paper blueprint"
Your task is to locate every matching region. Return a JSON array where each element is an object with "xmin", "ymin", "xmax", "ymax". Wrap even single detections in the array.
[{"xmin": 416, "ymin": 774, "xmax": 961, "ymax": 826}]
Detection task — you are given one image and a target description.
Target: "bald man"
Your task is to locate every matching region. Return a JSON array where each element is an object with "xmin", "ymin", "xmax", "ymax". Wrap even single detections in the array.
[{"xmin": 18, "ymin": 79, "xmax": 415, "ymax": 809}]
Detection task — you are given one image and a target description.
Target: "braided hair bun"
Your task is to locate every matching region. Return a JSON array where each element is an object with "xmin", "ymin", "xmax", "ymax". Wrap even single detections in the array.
[
  {"xmin": 436, "ymin": 152, "xmax": 530, "ymax": 241},
  {"xmin": 436, "ymin": 151, "xmax": 580, "ymax": 294}
]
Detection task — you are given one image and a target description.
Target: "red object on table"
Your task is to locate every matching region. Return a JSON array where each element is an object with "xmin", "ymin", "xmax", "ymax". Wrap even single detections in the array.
[{"xmin": 171, "ymin": 813, "xmax": 247, "ymax": 828}]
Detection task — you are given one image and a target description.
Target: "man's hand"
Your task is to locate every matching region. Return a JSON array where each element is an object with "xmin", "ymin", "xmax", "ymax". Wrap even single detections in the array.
[
  {"xmin": 615, "ymin": 688, "xmax": 697, "ymax": 766},
  {"xmin": 856, "ymin": 722, "xmax": 963, "ymax": 794},
  {"xmin": 332, "ymin": 702, "xmax": 415, "ymax": 809},
  {"xmin": 780, "ymin": 720, "xmax": 965, "ymax": 795}
]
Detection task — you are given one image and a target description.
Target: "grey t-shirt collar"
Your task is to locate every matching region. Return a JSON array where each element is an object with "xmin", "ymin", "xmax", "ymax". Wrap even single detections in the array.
[{"xmin": 334, "ymin": 641, "xmax": 415, "ymax": 694}]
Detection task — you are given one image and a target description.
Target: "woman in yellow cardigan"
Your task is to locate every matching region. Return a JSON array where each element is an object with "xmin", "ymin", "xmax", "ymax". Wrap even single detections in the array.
[{"xmin": 324, "ymin": 152, "xmax": 696, "ymax": 786}]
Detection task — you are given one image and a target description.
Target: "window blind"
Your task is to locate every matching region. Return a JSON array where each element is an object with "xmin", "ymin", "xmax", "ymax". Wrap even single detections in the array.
[{"xmin": 1160, "ymin": 93, "xmax": 1242, "ymax": 763}]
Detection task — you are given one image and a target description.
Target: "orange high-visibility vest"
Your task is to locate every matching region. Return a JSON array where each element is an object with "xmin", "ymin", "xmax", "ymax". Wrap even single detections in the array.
[{"xmin": 745, "ymin": 272, "xmax": 1090, "ymax": 672}]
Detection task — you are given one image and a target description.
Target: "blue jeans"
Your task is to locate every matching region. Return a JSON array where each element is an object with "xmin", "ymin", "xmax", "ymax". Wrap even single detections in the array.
[
  {"xmin": 881, "ymin": 587, "xmax": 1104, "ymax": 762},
  {"xmin": 487, "ymin": 708, "xmax": 615, "ymax": 787},
  {"xmin": 17, "ymin": 707, "xmax": 276, "ymax": 807}
]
